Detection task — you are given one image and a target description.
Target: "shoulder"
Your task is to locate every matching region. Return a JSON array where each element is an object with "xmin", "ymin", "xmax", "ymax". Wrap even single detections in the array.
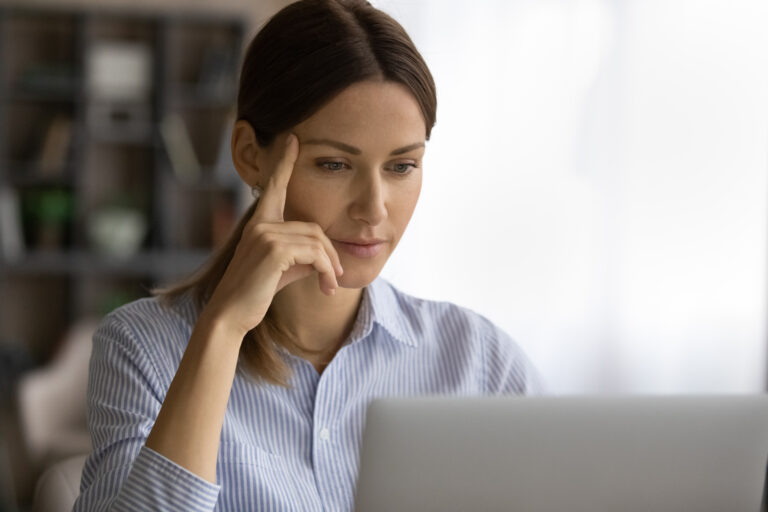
[
  {"xmin": 377, "ymin": 277, "xmax": 504, "ymax": 348},
  {"xmin": 380, "ymin": 278, "xmax": 545, "ymax": 394},
  {"xmin": 106, "ymin": 291, "xmax": 198, "ymax": 341},
  {"xmin": 92, "ymin": 291, "xmax": 199, "ymax": 382},
  {"xmin": 381, "ymin": 278, "xmax": 498, "ymax": 338}
]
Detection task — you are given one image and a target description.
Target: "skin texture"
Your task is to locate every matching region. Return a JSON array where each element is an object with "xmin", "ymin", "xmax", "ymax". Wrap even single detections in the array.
[{"xmin": 231, "ymin": 79, "xmax": 427, "ymax": 372}]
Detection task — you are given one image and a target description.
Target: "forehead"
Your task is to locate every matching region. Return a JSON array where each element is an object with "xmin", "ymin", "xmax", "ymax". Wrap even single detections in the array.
[{"xmin": 294, "ymin": 80, "xmax": 426, "ymax": 147}]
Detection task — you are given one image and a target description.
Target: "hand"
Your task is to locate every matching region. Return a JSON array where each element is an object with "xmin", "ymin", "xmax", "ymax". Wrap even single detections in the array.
[{"xmin": 201, "ymin": 133, "xmax": 344, "ymax": 338}]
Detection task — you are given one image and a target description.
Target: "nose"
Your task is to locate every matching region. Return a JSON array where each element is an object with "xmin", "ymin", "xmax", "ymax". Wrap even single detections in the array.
[{"xmin": 349, "ymin": 170, "xmax": 387, "ymax": 226}]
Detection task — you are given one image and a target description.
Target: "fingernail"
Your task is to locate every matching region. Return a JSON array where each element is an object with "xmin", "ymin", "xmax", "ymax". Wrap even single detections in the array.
[
  {"xmin": 338, "ymin": 265, "xmax": 344, "ymax": 275},
  {"xmin": 286, "ymin": 133, "xmax": 294, "ymax": 145},
  {"xmin": 330, "ymin": 288, "xmax": 336, "ymax": 296}
]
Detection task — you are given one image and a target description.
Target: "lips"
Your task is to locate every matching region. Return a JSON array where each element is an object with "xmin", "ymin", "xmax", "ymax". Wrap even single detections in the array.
[
  {"xmin": 332, "ymin": 239, "xmax": 385, "ymax": 258},
  {"xmin": 336, "ymin": 239, "xmax": 385, "ymax": 245}
]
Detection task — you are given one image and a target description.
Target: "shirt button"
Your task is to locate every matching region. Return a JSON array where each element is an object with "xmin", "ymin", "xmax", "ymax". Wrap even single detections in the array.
[{"xmin": 319, "ymin": 427, "xmax": 330, "ymax": 441}]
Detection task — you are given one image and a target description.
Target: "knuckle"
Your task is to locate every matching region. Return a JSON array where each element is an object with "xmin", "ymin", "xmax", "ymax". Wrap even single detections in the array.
[
  {"xmin": 260, "ymin": 232, "xmax": 279, "ymax": 249},
  {"xmin": 265, "ymin": 241, "xmax": 285, "ymax": 261},
  {"xmin": 310, "ymin": 222, "xmax": 324, "ymax": 238},
  {"xmin": 249, "ymin": 222, "xmax": 267, "ymax": 238}
]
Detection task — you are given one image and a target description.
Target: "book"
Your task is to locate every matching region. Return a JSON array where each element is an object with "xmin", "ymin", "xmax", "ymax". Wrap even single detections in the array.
[
  {"xmin": 160, "ymin": 112, "xmax": 201, "ymax": 183},
  {"xmin": 0, "ymin": 186, "xmax": 25, "ymax": 260},
  {"xmin": 37, "ymin": 115, "xmax": 73, "ymax": 177}
]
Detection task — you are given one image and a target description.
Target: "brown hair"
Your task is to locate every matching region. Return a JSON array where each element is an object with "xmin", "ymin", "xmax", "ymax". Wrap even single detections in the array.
[{"xmin": 150, "ymin": 0, "xmax": 437, "ymax": 388}]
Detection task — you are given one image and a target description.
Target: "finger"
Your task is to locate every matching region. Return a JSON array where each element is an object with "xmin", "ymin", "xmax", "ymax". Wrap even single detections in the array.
[
  {"xmin": 260, "ymin": 221, "xmax": 343, "ymax": 276},
  {"xmin": 254, "ymin": 133, "xmax": 299, "ymax": 222},
  {"xmin": 288, "ymin": 240, "xmax": 340, "ymax": 294},
  {"xmin": 257, "ymin": 231, "xmax": 340, "ymax": 292}
]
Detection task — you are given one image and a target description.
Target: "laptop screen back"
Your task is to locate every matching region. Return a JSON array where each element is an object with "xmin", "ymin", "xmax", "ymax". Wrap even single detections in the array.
[{"xmin": 354, "ymin": 395, "xmax": 768, "ymax": 512}]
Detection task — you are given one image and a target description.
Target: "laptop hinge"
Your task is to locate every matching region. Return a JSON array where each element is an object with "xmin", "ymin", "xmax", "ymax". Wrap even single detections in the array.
[{"xmin": 761, "ymin": 455, "xmax": 768, "ymax": 512}]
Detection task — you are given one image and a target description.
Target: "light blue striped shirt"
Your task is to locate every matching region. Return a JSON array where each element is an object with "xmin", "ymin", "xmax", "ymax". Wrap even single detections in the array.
[{"xmin": 73, "ymin": 275, "xmax": 545, "ymax": 511}]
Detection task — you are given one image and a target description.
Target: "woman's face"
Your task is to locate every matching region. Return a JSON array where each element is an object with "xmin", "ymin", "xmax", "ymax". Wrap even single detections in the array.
[{"xmin": 245, "ymin": 80, "xmax": 427, "ymax": 289}]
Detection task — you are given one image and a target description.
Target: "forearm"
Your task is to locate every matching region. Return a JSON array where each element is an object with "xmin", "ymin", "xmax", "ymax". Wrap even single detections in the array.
[{"xmin": 145, "ymin": 311, "xmax": 245, "ymax": 483}]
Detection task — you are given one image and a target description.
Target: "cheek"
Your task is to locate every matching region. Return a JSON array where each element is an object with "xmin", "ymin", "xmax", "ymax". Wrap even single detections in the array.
[
  {"xmin": 391, "ymin": 175, "xmax": 422, "ymax": 228},
  {"xmin": 399, "ymin": 174, "xmax": 422, "ymax": 211},
  {"xmin": 283, "ymin": 174, "xmax": 339, "ymax": 223}
]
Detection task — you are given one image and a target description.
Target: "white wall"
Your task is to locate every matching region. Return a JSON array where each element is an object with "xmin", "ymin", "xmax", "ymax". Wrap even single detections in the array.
[{"xmin": 378, "ymin": 0, "xmax": 768, "ymax": 394}]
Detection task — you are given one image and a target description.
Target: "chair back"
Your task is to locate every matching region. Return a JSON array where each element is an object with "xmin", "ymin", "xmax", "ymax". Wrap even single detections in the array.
[{"xmin": 32, "ymin": 454, "xmax": 87, "ymax": 512}]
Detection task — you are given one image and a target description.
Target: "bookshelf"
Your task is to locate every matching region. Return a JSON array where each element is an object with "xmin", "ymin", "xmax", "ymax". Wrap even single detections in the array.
[{"xmin": 0, "ymin": 4, "xmax": 249, "ymax": 364}]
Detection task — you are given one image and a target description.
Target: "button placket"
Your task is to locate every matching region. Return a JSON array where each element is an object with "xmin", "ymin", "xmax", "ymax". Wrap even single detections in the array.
[{"xmin": 312, "ymin": 348, "xmax": 351, "ymax": 509}]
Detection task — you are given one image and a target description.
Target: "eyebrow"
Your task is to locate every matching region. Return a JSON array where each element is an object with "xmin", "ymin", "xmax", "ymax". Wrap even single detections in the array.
[{"xmin": 301, "ymin": 138, "xmax": 425, "ymax": 156}]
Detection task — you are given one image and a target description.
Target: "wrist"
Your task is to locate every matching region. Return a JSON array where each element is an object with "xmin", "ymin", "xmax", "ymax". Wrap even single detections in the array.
[{"xmin": 196, "ymin": 305, "xmax": 248, "ymax": 346}]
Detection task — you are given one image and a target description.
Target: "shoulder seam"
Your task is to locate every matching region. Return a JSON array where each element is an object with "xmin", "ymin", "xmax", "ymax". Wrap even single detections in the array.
[{"xmin": 107, "ymin": 308, "xmax": 165, "ymax": 398}]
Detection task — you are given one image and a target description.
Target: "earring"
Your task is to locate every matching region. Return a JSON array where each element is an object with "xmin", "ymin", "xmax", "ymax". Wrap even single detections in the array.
[{"xmin": 251, "ymin": 184, "xmax": 263, "ymax": 201}]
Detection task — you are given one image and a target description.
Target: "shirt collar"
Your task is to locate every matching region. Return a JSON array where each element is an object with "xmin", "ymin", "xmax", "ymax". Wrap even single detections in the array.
[
  {"xmin": 345, "ymin": 275, "xmax": 419, "ymax": 349},
  {"xmin": 263, "ymin": 275, "xmax": 419, "ymax": 356}
]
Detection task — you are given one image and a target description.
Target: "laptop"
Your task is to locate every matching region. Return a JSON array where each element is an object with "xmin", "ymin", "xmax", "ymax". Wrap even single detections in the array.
[{"xmin": 353, "ymin": 394, "xmax": 768, "ymax": 511}]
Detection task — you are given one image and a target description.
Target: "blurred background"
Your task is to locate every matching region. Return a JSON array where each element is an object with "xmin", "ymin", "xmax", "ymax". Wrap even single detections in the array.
[{"xmin": 0, "ymin": 0, "xmax": 766, "ymax": 510}]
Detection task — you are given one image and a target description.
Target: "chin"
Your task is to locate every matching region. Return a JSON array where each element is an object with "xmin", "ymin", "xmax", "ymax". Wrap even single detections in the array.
[{"xmin": 337, "ymin": 267, "xmax": 382, "ymax": 290}]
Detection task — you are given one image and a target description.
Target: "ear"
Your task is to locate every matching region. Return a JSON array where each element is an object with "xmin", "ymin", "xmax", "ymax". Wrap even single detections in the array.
[{"xmin": 231, "ymin": 119, "xmax": 266, "ymax": 188}]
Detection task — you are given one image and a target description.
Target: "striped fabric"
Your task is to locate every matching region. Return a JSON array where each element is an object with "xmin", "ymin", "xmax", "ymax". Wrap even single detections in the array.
[{"xmin": 73, "ymin": 275, "xmax": 545, "ymax": 511}]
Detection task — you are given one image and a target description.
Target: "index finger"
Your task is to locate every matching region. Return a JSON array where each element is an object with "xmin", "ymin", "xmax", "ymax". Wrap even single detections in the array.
[{"xmin": 253, "ymin": 133, "xmax": 299, "ymax": 222}]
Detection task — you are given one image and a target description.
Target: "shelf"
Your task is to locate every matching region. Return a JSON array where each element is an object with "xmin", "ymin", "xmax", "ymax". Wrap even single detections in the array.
[
  {"xmin": 0, "ymin": 3, "xmax": 246, "ymax": 366},
  {"xmin": 4, "ymin": 160, "xmax": 75, "ymax": 187},
  {"xmin": 166, "ymin": 86, "xmax": 236, "ymax": 109},
  {"xmin": 1, "ymin": 10, "xmax": 78, "ymax": 94},
  {"xmin": 165, "ymin": 19, "xmax": 240, "ymax": 91},
  {"xmin": 2, "ymin": 88, "xmax": 81, "ymax": 103},
  {"xmin": 85, "ymin": 126, "xmax": 158, "ymax": 147},
  {"xmin": 0, "ymin": 249, "xmax": 211, "ymax": 278},
  {"xmin": 3, "ymin": 102, "xmax": 77, "ymax": 163},
  {"xmin": 161, "ymin": 162, "xmax": 242, "ymax": 189}
]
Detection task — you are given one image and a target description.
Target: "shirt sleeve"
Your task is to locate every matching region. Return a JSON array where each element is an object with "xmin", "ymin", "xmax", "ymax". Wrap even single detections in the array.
[
  {"xmin": 482, "ymin": 320, "xmax": 548, "ymax": 396},
  {"xmin": 72, "ymin": 311, "xmax": 221, "ymax": 511}
]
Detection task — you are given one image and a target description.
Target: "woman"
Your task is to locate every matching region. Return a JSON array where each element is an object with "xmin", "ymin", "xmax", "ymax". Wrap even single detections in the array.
[{"xmin": 73, "ymin": 0, "xmax": 545, "ymax": 510}]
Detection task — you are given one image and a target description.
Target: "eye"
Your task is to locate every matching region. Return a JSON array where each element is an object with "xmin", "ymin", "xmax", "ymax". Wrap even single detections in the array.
[
  {"xmin": 391, "ymin": 162, "xmax": 417, "ymax": 175},
  {"xmin": 315, "ymin": 160, "xmax": 418, "ymax": 174},
  {"xmin": 318, "ymin": 161, "xmax": 350, "ymax": 172}
]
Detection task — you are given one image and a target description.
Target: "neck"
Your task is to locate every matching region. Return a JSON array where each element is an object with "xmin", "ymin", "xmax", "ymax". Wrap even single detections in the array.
[{"xmin": 269, "ymin": 275, "xmax": 364, "ymax": 361}]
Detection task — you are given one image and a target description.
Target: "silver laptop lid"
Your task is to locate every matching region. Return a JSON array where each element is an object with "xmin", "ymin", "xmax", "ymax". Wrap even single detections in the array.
[{"xmin": 354, "ymin": 395, "xmax": 768, "ymax": 512}]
